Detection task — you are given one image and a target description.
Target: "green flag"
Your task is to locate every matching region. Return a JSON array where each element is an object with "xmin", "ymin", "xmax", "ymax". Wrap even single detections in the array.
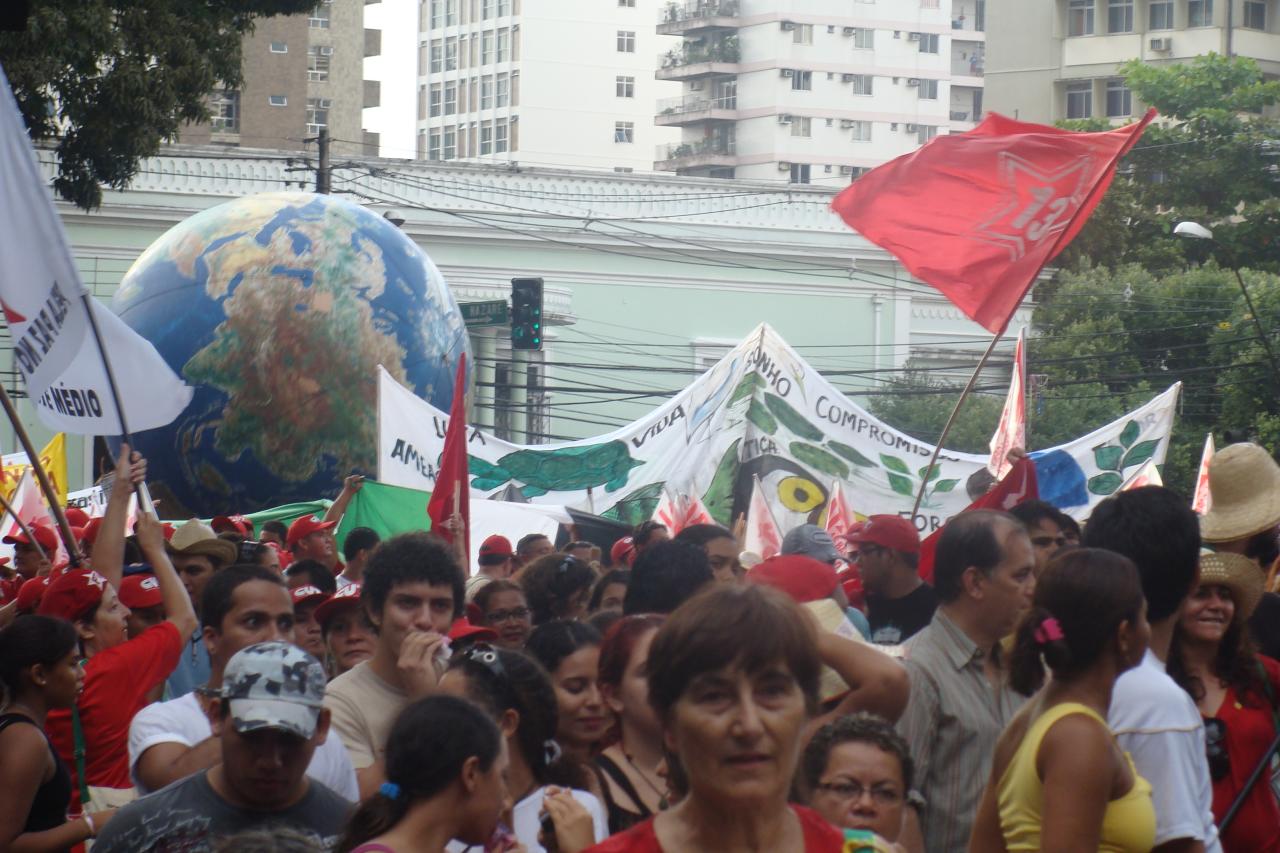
[
  {"xmin": 334, "ymin": 480, "xmax": 433, "ymax": 550},
  {"xmin": 200, "ymin": 500, "xmax": 331, "ymax": 536}
]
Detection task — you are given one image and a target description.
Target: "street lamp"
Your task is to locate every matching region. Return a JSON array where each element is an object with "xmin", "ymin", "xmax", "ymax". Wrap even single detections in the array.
[{"xmin": 1175, "ymin": 220, "xmax": 1280, "ymax": 385}]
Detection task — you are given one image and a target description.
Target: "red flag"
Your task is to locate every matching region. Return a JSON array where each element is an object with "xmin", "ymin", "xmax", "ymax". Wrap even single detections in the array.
[
  {"xmin": 824, "ymin": 478, "xmax": 855, "ymax": 555},
  {"xmin": 426, "ymin": 355, "xmax": 470, "ymax": 559},
  {"xmin": 989, "ymin": 327, "xmax": 1027, "ymax": 479},
  {"xmin": 1192, "ymin": 433, "xmax": 1214, "ymax": 515},
  {"xmin": 917, "ymin": 457, "xmax": 1039, "ymax": 584},
  {"xmin": 743, "ymin": 476, "xmax": 782, "ymax": 561},
  {"xmin": 832, "ymin": 110, "xmax": 1155, "ymax": 334}
]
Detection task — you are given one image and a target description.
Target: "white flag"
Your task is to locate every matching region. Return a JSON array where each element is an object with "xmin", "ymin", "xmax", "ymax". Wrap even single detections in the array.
[
  {"xmin": 0, "ymin": 65, "xmax": 192, "ymax": 434},
  {"xmin": 743, "ymin": 475, "xmax": 782, "ymax": 561},
  {"xmin": 1192, "ymin": 433, "xmax": 1214, "ymax": 515},
  {"xmin": 989, "ymin": 328, "xmax": 1027, "ymax": 479}
]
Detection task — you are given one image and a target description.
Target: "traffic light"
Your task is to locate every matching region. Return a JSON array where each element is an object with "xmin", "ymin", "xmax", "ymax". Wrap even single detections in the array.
[{"xmin": 511, "ymin": 277, "xmax": 544, "ymax": 350}]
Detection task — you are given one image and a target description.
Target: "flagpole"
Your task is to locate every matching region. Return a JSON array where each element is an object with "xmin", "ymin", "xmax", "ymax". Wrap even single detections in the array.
[
  {"xmin": 0, "ymin": 385, "xmax": 81, "ymax": 566},
  {"xmin": 911, "ymin": 331, "xmax": 1004, "ymax": 519},
  {"xmin": 80, "ymin": 293, "xmax": 155, "ymax": 516}
]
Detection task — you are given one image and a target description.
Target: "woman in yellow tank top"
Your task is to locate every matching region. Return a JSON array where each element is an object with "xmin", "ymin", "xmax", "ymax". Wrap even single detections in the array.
[{"xmin": 969, "ymin": 548, "xmax": 1156, "ymax": 853}]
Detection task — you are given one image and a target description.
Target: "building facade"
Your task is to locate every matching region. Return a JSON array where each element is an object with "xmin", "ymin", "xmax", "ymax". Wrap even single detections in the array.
[
  {"xmin": 180, "ymin": 0, "xmax": 381, "ymax": 158},
  {"xmin": 654, "ymin": 0, "xmax": 986, "ymax": 185},
  {"xmin": 413, "ymin": 0, "xmax": 681, "ymax": 171},
  {"xmin": 985, "ymin": 0, "xmax": 1280, "ymax": 124}
]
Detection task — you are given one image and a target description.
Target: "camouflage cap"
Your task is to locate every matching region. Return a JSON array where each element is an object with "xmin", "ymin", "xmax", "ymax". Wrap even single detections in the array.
[{"xmin": 220, "ymin": 641, "xmax": 326, "ymax": 739}]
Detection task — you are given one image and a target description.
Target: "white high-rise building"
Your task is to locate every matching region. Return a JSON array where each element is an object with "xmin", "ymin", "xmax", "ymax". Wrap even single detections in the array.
[
  {"xmin": 414, "ymin": 0, "xmax": 680, "ymax": 171},
  {"xmin": 653, "ymin": 0, "xmax": 986, "ymax": 185}
]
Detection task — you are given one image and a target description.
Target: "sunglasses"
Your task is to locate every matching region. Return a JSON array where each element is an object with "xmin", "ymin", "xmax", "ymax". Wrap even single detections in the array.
[
  {"xmin": 1205, "ymin": 717, "xmax": 1230, "ymax": 782},
  {"xmin": 461, "ymin": 643, "xmax": 508, "ymax": 682}
]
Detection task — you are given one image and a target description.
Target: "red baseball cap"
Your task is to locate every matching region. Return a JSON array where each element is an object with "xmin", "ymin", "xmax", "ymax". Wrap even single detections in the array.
[
  {"xmin": 14, "ymin": 575, "xmax": 50, "ymax": 614},
  {"xmin": 853, "ymin": 515, "xmax": 922, "ymax": 555},
  {"xmin": 315, "ymin": 583, "xmax": 362, "ymax": 627},
  {"xmin": 64, "ymin": 507, "xmax": 91, "ymax": 528},
  {"xmin": 287, "ymin": 515, "xmax": 336, "ymax": 548},
  {"xmin": 747, "ymin": 554, "xmax": 839, "ymax": 603},
  {"xmin": 118, "ymin": 574, "xmax": 163, "ymax": 609},
  {"xmin": 212, "ymin": 515, "xmax": 255, "ymax": 537},
  {"xmin": 447, "ymin": 617, "xmax": 498, "ymax": 643},
  {"xmin": 38, "ymin": 569, "xmax": 109, "ymax": 622},
  {"xmin": 290, "ymin": 585, "xmax": 331, "ymax": 609},
  {"xmin": 610, "ymin": 536, "xmax": 636, "ymax": 567},
  {"xmin": 81, "ymin": 517, "xmax": 104, "ymax": 547},
  {"xmin": 4, "ymin": 522, "xmax": 59, "ymax": 553},
  {"xmin": 478, "ymin": 535, "xmax": 514, "ymax": 561}
]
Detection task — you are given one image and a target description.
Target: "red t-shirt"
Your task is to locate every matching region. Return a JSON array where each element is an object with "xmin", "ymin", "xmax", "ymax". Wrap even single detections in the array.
[
  {"xmin": 1210, "ymin": 655, "xmax": 1280, "ymax": 853},
  {"xmin": 46, "ymin": 621, "xmax": 182, "ymax": 795},
  {"xmin": 583, "ymin": 805, "xmax": 844, "ymax": 852}
]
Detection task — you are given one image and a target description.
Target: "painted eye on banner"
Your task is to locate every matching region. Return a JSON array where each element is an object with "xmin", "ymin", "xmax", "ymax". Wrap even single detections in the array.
[{"xmin": 778, "ymin": 476, "xmax": 824, "ymax": 513}]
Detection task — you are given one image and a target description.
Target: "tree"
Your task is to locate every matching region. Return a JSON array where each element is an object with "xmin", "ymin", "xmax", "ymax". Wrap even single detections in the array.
[{"xmin": 0, "ymin": 0, "xmax": 314, "ymax": 210}]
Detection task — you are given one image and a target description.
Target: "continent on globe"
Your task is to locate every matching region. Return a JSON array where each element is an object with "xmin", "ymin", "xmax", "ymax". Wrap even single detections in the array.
[{"xmin": 112, "ymin": 192, "xmax": 470, "ymax": 516}]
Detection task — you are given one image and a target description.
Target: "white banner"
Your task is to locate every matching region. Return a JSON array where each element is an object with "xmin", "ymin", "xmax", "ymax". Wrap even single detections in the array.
[
  {"xmin": 379, "ymin": 324, "xmax": 1180, "ymax": 531},
  {"xmin": 0, "ymin": 65, "xmax": 192, "ymax": 434}
]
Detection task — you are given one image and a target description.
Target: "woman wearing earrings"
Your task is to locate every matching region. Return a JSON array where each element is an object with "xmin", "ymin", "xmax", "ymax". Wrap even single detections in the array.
[{"xmin": 969, "ymin": 549, "xmax": 1155, "ymax": 852}]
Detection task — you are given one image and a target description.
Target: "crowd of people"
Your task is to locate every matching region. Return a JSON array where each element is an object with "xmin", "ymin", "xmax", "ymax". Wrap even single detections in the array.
[{"xmin": 3, "ymin": 440, "xmax": 1280, "ymax": 852}]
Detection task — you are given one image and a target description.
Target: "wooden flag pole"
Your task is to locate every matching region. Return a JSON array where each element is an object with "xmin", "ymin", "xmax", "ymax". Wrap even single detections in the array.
[
  {"xmin": 0, "ymin": 384, "xmax": 81, "ymax": 566},
  {"xmin": 911, "ymin": 331, "xmax": 1005, "ymax": 520}
]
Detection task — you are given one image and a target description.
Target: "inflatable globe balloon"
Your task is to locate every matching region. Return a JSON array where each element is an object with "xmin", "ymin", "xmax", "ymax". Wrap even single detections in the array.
[{"xmin": 112, "ymin": 192, "xmax": 469, "ymax": 516}]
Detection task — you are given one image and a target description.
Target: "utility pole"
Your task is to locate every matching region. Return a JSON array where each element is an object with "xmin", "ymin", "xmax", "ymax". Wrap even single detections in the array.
[{"xmin": 316, "ymin": 128, "xmax": 331, "ymax": 194}]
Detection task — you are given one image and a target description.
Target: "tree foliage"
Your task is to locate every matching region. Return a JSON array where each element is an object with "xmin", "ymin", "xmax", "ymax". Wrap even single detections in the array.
[{"xmin": 0, "ymin": 0, "xmax": 314, "ymax": 210}]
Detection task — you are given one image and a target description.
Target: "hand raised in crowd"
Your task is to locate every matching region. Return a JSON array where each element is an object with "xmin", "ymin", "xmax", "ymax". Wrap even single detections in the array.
[
  {"xmin": 342, "ymin": 473, "xmax": 364, "ymax": 494},
  {"xmin": 111, "ymin": 442, "xmax": 147, "ymax": 491},
  {"xmin": 396, "ymin": 629, "xmax": 449, "ymax": 699},
  {"xmin": 538, "ymin": 786, "xmax": 596, "ymax": 853},
  {"xmin": 133, "ymin": 511, "xmax": 165, "ymax": 554}
]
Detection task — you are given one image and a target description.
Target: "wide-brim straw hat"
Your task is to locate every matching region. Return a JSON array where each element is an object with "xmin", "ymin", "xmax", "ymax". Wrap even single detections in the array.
[
  {"xmin": 1200, "ymin": 443, "xmax": 1280, "ymax": 543},
  {"xmin": 165, "ymin": 519, "xmax": 239, "ymax": 567},
  {"xmin": 1199, "ymin": 550, "xmax": 1264, "ymax": 622}
]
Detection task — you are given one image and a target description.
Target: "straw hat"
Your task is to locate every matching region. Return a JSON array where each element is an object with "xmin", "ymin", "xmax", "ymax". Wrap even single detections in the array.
[
  {"xmin": 165, "ymin": 519, "xmax": 239, "ymax": 567},
  {"xmin": 1198, "ymin": 551, "xmax": 1264, "ymax": 622},
  {"xmin": 1199, "ymin": 443, "xmax": 1280, "ymax": 543}
]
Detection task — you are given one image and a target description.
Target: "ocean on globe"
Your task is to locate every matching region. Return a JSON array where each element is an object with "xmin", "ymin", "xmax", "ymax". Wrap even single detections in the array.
[{"xmin": 112, "ymin": 191, "xmax": 470, "ymax": 516}]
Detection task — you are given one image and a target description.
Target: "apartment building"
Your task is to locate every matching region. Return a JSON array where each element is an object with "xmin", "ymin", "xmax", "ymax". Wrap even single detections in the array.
[
  {"xmin": 181, "ymin": 0, "xmax": 381, "ymax": 157},
  {"xmin": 986, "ymin": 0, "xmax": 1280, "ymax": 124},
  {"xmin": 414, "ymin": 0, "xmax": 680, "ymax": 171},
  {"xmin": 653, "ymin": 0, "xmax": 986, "ymax": 185}
]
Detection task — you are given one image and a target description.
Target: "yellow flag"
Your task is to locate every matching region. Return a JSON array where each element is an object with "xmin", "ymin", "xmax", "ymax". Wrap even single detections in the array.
[{"xmin": 0, "ymin": 433, "xmax": 67, "ymax": 506}]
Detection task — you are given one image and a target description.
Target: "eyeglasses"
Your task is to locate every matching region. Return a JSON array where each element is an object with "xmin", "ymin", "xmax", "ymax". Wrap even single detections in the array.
[
  {"xmin": 461, "ymin": 643, "xmax": 508, "ymax": 682},
  {"xmin": 1205, "ymin": 717, "xmax": 1230, "ymax": 782},
  {"xmin": 815, "ymin": 780, "xmax": 902, "ymax": 805},
  {"xmin": 484, "ymin": 606, "xmax": 531, "ymax": 625}
]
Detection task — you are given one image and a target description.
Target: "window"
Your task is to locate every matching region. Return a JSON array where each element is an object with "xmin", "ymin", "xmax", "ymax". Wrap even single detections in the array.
[
  {"xmin": 496, "ymin": 0, "xmax": 510, "ymax": 14},
  {"xmin": 309, "ymin": 2, "xmax": 331, "ymax": 28},
  {"xmin": 482, "ymin": 0, "xmax": 494, "ymax": 17},
  {"xmin": 849, "ymin": 120, "xmax": 871, "ymax": 141},
  {"xmin": 445, "ymin": 37, "xmax": 458, "ymax": 70},
  {"xmin": 444, "ymin": 82, "xmax": 457, "ymax": 114},
  {"xmin": 307, "ymin": 45, "xmax": 332, "ymax": 81},
  {"xmin": 852, "ymin": 27, "xmax": 874, "ymax": 48},
  {"xmin": 791, "ymin": 70, "xmax": 812, "ymax": 90},
  {"xmin": 850, "ymin": 74, "xmax": 874, "ymax": 95},
  {"xmin": 1107, "ymin": 0, "xmax": 1133, "ymax": 32},
  {"xmin": 268, "ymin": 94, "xmax": 288, "ymax": 106},
  {"xmin": 1243, "ymin": 0, "xmax": 1265, "ymax": 28},
  {"xmin": 430, "ymin": 39, "xmax": 443, "ymax": 72},
  {"xmin": 917, "ymin": 125, "xmax": 939, "ymax": 144},
  {"xmin": 792, "ymin": 23, "xmax": 813, "ymax": 44},
  {"xmin": 919, "ymin": 79, "xmax": 939, "ymax": 99},
  {"xmin": 920, "ymin": 0, "xmax": 940, "ymax": 7},
  {"xmin": 619, "ymin": 0, "xmax": 635, "ymax": 5},
  {"xmin": 481, "ymin": 31, "xmax": 494, "ymax": 64},
  {"xmin": 789, "ymin": 163, "xmax": 811, "ymax": 184},
  {"xmin": 480, "ymin": 125, "xmax": 493, "ymax": 154},
  {"xmin": 430, "ymin": 0, "xmax": 444, "ymax": 27},
  {"xmin": 617, "ymin": 30, "xmax": 635, "ymax": 52},
  {"xmin": 211, "ymin": 89, "xmax": 239, "ymax": 132},
  {"xmin": 496, "ymin": 72, "xmax": 509, "ymax": 107},
  {"xmin": 976, "ymin": 0, "xmax": 985, "ymax": 30},
  {"xmin": 1066, "ymin": 81, "xmax": 1092, "ymax": 118},
  {"xmin": 443, "ymin": 127, "xmax": 456, "ymax": 159},
  {"xmin": 1188, "ymin": 0, "xmax": 1212, "ymax": 26},
  {"xmin": 614, "ymin": 121, "xmax": 635, "ymax": 143},
  {"xmin": 790, "ymin": 116, "xmax": 812, "ymax": 137},
  {"xmin": 616, "ymin": 75, "xmax": 635, "ymax": 98},
  {"xmin": 495, "ymin": 119, "xmax": 508, "ymax": 152},
  {"xmin": 306, "ymin": 97, "xmax": 330, "ymax": 133},
  {"xmin": 429, "ymin": 129, "xmax": 441, "ymax": 160},
  {"xmin": 445, "ymin": 0, "xmax": 458, "ymax": 25},
  {"xmin": 1106, "ymin": 79, "xmax": 1131, "ymax": 117},
  {"xmin": 269, "ymin": 41, "xmax": 288, "ymax": 53},
  {"xmin": 918, "ymin": 33, "xmax": 939, "ymax": 53},
  {"xmin": 1148, "ymin": 0, "xmax": 1173, "ymax": 29},
  {"xmin": 429, "ymin": 84, "xmax": 442, "ymax": 116},
  {"xmin": 496, "ymin": 29, "xmax": 510, "ymax": 62},
  {"xmin": 481, "ymin": 77, "xmax": 493, "ymax": 109},
  {"xmin": 1068, "ymin": 0, "xmax": 1094, "ymax": 35}
]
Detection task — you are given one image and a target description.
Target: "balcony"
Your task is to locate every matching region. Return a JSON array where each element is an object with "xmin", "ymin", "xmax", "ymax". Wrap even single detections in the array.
[
  {"xmin": 656, "ymin": 38, "xmax": 740, "ymax": 81},
  {"xmin": 655, "ymin": 93, "xmax": 738, "ymax": 126},
  {"xmin": 658, "ymin": 0, "xmax": 739, "ymax": 36},
  {"xmin": 655, "ymin": 136, "xmax": 736, "ymax": 171},
  {"xmin": 951, "ymin": 48, "xmax": 985, "ymax": 78}
]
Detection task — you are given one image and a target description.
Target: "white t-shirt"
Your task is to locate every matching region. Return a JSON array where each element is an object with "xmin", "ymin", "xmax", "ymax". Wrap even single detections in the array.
[
  {"xmin": 335, "ymin": 574, "xmax": 356, "ymax": 591},
  {"xmin": 127, "ymin": 692, "xmax": 359, "ymax": 802},
  {"xmin": 1109, "ymin": 649, "xmax": 1222, "ymax": 852},
  {"xmin": 446, "ymin": 786, "xmax": 607, "ymax": 853}
]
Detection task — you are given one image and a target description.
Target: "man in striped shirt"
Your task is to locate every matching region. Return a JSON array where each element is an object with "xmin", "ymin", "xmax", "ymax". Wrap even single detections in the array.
[{"xmin": 896, "ymin": 510, "xmax": 1036, "ymax": 853}]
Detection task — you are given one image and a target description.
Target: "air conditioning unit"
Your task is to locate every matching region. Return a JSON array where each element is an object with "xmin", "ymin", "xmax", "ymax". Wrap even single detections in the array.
[
  {"xmin": 905, "ymin": 123, "xmax": 919, "ymax": 132},
  {"xmin": 908, "ymin": 31, "xmax": 921, "ymax": 41},
  {"xmin": 825, "ymin": 118, "xmax": 834, "ymax": 126},
  {"xmin": 688, "ymin": 80, "xmax": 704, "ymax": 90},
  {"xmin": 841, "ymin": 73, "xmax": 856, "ymax": 82},
  {"xmin": 824, "ymin": 165, "xmax": 833, "ymax": 173},
  {"xmin": 839, "ymin": 165, "xmax": 854, "ymax": 175},
  {"xmin": 842, "ymin": 26, "xmax": 856, "ymax": 36},
  {"xmin": 840, "ymin": 119, "xmax": 856, "ymax": 128},
  {"xmin": 892, "ymin": 76, "xmax": 900, "ymax": 84},
  {"xmin": 907, "ymin": 77, "xmax": 921, "ymax": 86},
  {"xmin": 781, "ymin": 20, "xmax": 796, "ymax": 31},
  {"xmin": 778, "ymin": 161, "xmax": 793, "ymax": 171},
  {"xmin": 890, "ymin": 122, "xmax": 898, "ymax": 130},
  {"xmin": 780, "ymin": 68, "xmax": 794, "ymax": 78},
  {"xmin": 1149, "ymin": 37, "xmax": 1172, "ymax": 51},
  {"xmin": 778, "ymin": 113, "xmax": 793, "ymax": 124}
]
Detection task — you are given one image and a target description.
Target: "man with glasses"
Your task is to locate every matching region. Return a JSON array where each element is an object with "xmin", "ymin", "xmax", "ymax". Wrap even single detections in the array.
[
  {"xmin": 853, "ymin": 515, "xmax": 936, "ymax": 646},
  {"xmin": 1009, "ymin": 500, "xmax": 1069, "ymax": 577}
]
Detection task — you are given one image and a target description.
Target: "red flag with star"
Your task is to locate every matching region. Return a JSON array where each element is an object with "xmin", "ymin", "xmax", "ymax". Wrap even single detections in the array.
[{"xmin": 832, "ymin": 110, "xmax": 1155, "ymax": 334}]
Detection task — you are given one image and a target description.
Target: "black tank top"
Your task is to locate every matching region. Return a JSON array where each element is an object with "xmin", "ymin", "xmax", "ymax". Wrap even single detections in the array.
[
  {"xmin": 593, "ymin": 753, "xmax": 653, "ymax": 835},
  {"xmin": 0, "ymin": 713, "xmax": 72, "ymax": 835}
]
